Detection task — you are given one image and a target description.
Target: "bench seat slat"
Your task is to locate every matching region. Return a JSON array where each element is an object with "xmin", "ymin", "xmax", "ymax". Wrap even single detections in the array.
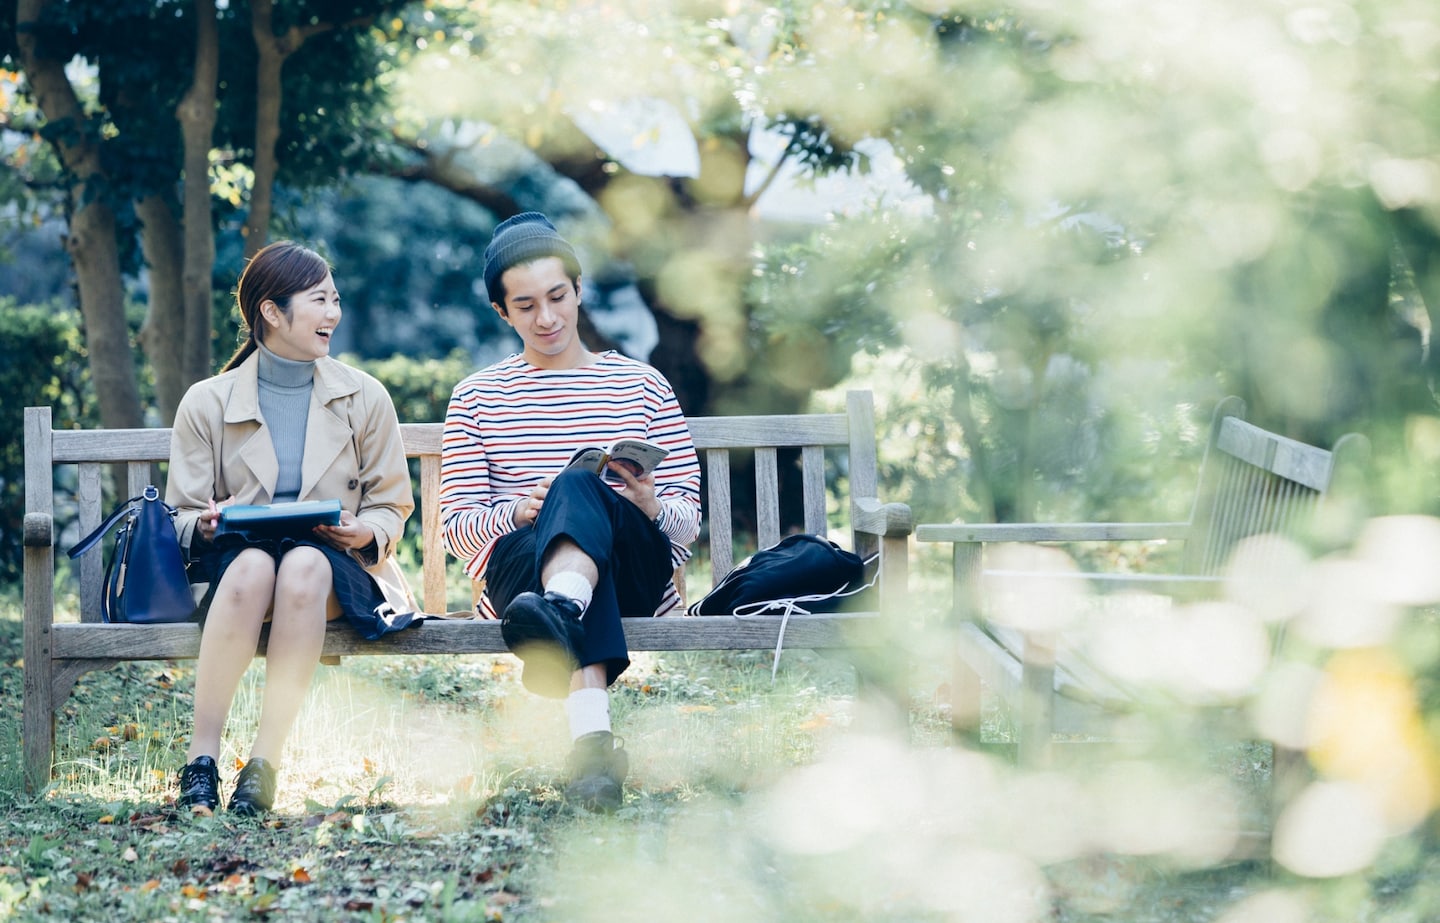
[{"xmin": 50, "ymin": 612, "xmax": 881, "ymax": 660}]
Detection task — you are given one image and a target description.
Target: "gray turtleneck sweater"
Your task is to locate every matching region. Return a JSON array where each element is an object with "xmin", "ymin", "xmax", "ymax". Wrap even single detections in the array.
[{"xmin": 256, "ymin": 344, "xmax": 314, "ymax": 503}]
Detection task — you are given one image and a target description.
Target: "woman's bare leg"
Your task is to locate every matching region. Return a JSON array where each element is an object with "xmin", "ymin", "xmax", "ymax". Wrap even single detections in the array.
[
  {"xmin": 248, "ymin": 546, "xmax": 332, "ymax": 762},
  {"xmin": 186, "ymin": 549, "xmax": 276, "ymax": 762}
]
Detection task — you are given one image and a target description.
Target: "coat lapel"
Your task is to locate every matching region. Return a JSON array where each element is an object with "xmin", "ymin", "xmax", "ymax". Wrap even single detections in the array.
[
  {"xmin": 223, "ymin": 357, "xmax": 278, "ymax": 499},
  {"xmin": 299, "ymin": 358, "xmax": 362, "ymax": 499}
]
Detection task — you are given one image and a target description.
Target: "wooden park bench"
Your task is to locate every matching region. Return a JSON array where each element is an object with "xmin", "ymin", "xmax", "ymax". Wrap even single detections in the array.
[
  {"xmin": 22, "ymin": 390, "xmax": 913, "ymax": 792},
  {"xmin": 915, "ymin": 396, "xmax": 1368, "ymax": 768}
]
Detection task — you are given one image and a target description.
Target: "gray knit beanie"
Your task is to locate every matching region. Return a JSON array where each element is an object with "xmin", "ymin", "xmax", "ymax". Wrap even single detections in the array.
[{"xmin": 482, "ymin": 212, "xmax": 581, "ymax": 304}]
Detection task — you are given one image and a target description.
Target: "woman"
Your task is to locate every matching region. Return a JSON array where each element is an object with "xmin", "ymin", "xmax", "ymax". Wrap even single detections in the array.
[{"xmin": 167, "ymin": 241, "xmax": 414, "ymax": 816}]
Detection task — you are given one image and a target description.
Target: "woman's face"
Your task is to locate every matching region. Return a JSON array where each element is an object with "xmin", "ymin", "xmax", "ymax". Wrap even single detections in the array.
[{"xmin": 261, "ymin": 272, "xmax": 341, "ymax": 362}]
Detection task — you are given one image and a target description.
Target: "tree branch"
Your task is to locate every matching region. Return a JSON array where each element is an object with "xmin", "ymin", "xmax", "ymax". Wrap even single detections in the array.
[
  {"xmin": 742, "ymin": 132, "xmax": 797, "ymax": 210},
  {"xmin": 379, "ymin": 135, "xmax": 520, "ymax": 216}
]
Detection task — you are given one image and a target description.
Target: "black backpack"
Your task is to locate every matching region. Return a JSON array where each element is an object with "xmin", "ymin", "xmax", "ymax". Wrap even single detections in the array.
[{"xmin": 688, "ymin": 533, "xmax": 874, "ymax": 616}]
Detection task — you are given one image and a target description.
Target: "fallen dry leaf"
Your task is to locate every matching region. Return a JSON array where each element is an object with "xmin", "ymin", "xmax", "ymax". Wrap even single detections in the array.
[
  {"xmin": 291, "ymin": 867, "xmax": 312, "ymax": 883},
  {"xmin": 123, "ymin": 847, "xmax": 139, "ymax": 862},
  {"xmin": 140, "ymin": 879, "xmax": 160, "ymax": 892}
]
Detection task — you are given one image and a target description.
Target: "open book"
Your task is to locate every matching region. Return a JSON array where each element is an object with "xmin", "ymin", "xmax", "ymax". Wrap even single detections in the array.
[
  {"xmin": 565, "ymin": 439, "xmax": 669, "ymax": 482},
  {"xmin": 216, "ymin": 499, "xmax": 343, "ymax": 538}
]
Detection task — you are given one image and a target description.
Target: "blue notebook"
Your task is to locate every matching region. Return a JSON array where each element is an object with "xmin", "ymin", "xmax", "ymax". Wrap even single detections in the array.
[{"xmin": 216, "ymin": 499, "xmax": 343, "ymax": 538}]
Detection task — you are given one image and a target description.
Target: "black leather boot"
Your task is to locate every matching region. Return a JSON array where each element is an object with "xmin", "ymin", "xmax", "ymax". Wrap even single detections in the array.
[
  {"xmin": 228, "ymin": 757, "xmax": 277, "ymax": 816},
  {"xmin": 176, "ymin": 755, "xmax": 220, "ymax": 815}
]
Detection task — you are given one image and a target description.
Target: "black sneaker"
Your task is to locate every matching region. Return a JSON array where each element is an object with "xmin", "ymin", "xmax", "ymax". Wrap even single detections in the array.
[
  {"xmin": 228, "ymin": 757, "xmax": 277, "ymax": 817},
  {"xmin": 501, "ymin": 591, "xmax": 584, "ymax": 698},
  {"xmin": 564, "ymin": 731, "xmax": 628, "ymax": 813},
  {"xmin": 176, "ymin": 755, "xmax": 220, "ymax": 815}
]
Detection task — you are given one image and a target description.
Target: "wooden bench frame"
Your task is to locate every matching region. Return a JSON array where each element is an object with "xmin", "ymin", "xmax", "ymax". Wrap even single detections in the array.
[
  {"xmin": 915, "ymin": 396, "xmax": 1368, "ymax": 767},
  {"xmin": 23, "ymin": 390, "xmax": 913, "ymax": 792}
]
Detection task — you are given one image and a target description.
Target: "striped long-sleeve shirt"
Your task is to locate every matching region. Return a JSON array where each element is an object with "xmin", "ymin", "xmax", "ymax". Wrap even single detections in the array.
[{"xmin": 440, "ymin": 351, "xmax": 702, "ymax": 617}]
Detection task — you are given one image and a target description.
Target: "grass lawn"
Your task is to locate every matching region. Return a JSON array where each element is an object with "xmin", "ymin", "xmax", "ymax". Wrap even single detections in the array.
[{"xmin": 1, "ymin": 591, "xmax": 1436, "ymax": 922}]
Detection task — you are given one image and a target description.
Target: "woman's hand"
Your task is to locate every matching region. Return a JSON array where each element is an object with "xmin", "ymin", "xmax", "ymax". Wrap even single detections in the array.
[
  {"xmin": 514, "ymin": 476, "xmax": 553, "ymax": 527},
  {"xmin": 314, "ymin": 511, "xmax": 376, "ymax": 551},
  {"xmin": 196, "ymin": 495, "xmax": 236, "ymax": 542}
]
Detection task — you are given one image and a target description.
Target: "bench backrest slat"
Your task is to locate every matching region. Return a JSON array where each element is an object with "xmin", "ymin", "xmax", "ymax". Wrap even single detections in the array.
[
  {"xmin": 704, "ymin": 448, "xmax": 735, "ymax": 579},
  {"xmin": 802, "ymin": 445, "xmax": 827, "ymax": 534},
  {"xmin": 77, "ymin": 463, "xmax": 105, "ymax": 623},
  {"xmin": 1183, "ymin": 398, "xmax": 1361, "ymax": 576},
  {"xmin": 30, "ymin": 394, "xmax": 873, "ymax": 619}
]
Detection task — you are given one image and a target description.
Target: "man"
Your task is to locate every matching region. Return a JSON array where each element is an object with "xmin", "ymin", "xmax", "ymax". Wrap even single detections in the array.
[{"xmin": 440, "ymin": 213, "xmax": 702, "ymax": 812}]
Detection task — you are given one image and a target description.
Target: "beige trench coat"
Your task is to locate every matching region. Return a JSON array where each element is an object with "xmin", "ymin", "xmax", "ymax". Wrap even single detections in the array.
[{"xmin": 166, "ymin": 352, "xmax": 416, "ymax": 614}]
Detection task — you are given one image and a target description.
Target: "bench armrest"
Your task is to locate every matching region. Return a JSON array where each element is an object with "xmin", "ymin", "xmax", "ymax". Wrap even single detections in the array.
[
  {"xmin": 853, "ymin": 497, "xmax": 913, "ymax": 538},
  {"xmin": 915, "ymin": 521, "xmax": 1191, "ymax": 544},
  {"xmin": 24, "ymin": 512, "xmax": 53, "ymax": 547}
]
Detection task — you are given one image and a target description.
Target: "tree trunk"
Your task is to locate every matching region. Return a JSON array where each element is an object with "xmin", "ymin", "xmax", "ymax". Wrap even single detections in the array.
[
  {"xmin": 245, "ymin": 0, "xmax": 283, "ymax": 259},
  {"xmin": 178, "ymin": 0, "xmax": 220, "ymax": 387},
  {"xmin": 135, "ymin": 195, "xmax": 187, "ymax": 423},
  {"xmin": 16, "ymin": 0, "xmax": 143, "ymax": 430},
  {"xmin": 245, "ymin": 1, "xmax": 343, "ymax": 260}
]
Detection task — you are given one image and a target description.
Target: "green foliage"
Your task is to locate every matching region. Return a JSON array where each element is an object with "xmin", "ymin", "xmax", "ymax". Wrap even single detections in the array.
[
  {"xmin": 278, "ymin": 176, "xmax": 505, "ymax": 362},
  {"xmin": 3, "ymin": 0, "xmax": 424, "ymax": 342},
  {"xmin": 0, "ymin": 300, "xmax": 94, "ymax": 583},
  {"xmin": 745, "ymin": 2, "xmax": 1440, "ymax": 525},
  {"xmin": 349, "ymin": 349, "xmax": 473, "ymax": 425}
]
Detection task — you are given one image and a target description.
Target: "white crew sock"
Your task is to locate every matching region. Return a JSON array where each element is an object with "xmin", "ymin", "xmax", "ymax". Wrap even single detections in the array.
[
  {"xmin": 545, "ymin": 571, "xmax": 593, "ymax": 614},
  {"xmin": 565, "ymin": 687, "xmax": 611, "ymax": 741}
]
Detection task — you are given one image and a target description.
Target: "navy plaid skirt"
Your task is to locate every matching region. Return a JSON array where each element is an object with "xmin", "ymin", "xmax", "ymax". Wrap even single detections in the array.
[{"xmin": 193, "ymin": 535, "xmax": 414, "ymax": 640}]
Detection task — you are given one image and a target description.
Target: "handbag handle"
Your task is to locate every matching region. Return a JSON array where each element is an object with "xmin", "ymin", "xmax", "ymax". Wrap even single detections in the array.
[{"xmin": 67, "ymin": 485, "xmax": 172, "ymax": 559}]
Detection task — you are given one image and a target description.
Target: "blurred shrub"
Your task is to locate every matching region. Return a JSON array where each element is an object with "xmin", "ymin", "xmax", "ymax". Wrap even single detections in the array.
[
  {"xmin": 349, "ymin": 349, "xmax": 474, "ymax": 425},
  {"xmin": 0, "ymin": 300, "xmax": 95, "ymax": 583}
]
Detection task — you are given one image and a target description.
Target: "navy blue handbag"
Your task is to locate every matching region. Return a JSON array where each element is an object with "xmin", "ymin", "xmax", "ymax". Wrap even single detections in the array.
[{"xmin": 68, "ymin": 485, "xmax": 197, "ymax": 624}]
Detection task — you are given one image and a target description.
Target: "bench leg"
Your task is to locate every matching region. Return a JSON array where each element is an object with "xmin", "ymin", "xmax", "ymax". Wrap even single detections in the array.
[
  {"xmin": 23, "ymin": 547, "xmax": 56, "ymax": 794},
  {"xmin": 950, "ymin": 632, "xmax": 985, "ymax": 739},
  {"xmin": 948, "ymin": 543, "xmax": 985, "ymax": 741},
  {"xmin": 1269, "ymin": 742, "xmax": 1309, "ymax": 827},
  {"xmin": 1018, "ymin": 631, "xmax": 1057, "ymax": 769},
  {"xmin": 22, "ymin": 665, "xmax": 55, "ymax": 794}
]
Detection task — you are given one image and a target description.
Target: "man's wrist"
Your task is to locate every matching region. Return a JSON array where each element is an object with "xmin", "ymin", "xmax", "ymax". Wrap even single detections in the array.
[{"xmin": 652, "ymin": 504, "xmax": 667, "ymax": 529}]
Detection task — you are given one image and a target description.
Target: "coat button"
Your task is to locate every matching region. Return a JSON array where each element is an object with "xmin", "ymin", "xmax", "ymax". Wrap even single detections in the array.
[{"xmin": 348, "ymin": 479, "xmax": 359, "ymax": 490}]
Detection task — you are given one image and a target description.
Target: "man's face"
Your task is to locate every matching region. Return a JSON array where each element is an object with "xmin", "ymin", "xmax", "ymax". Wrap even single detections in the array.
[{"xmin": 493, "ymin": 256, "xmax": 585, "ymax": 369}]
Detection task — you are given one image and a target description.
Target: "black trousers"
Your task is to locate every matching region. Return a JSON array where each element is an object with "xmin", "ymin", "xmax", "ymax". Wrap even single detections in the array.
[{"xmin": 485, "ymin": 468, "xmax": 673, "ymax": 685}]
